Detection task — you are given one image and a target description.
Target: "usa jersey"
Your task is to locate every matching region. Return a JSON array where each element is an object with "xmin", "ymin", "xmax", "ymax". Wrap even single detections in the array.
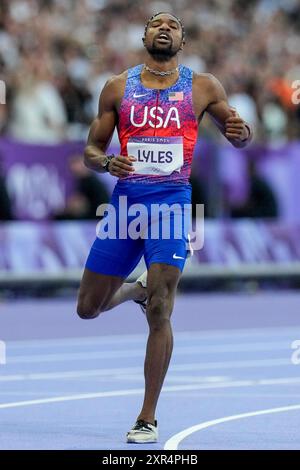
[{"xmin": 118, "ymin": 64, "xmax": 198, "ymax": 184}]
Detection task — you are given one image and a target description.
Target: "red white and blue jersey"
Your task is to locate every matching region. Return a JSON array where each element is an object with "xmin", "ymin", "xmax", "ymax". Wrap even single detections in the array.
[
  {"xmin": 118, "ymin": 64, "xmax": 198, "ymax": 184},
  {"xmin": 85, "ymin": 64, "xmax": 196, "ymax": 278}
]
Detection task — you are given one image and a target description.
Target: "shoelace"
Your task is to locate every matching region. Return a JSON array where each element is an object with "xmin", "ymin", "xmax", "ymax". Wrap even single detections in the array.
[{"xmin": 133, "ymin": 420, "xmax": 153, "ymax": 431}]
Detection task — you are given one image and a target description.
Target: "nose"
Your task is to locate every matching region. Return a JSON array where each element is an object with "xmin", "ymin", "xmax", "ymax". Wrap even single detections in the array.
[{"xmin": 159, "ymin": 23, "xmax": 171, "ymax": 31}]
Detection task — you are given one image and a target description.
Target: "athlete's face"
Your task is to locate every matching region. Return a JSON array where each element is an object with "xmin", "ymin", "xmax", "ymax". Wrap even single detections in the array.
[{"xmin": 143, "ymin": 14, "xmax": 184, "ymax": 61}]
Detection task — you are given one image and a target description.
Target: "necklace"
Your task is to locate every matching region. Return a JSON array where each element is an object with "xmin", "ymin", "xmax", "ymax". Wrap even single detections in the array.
[{"xmin": 144, "ymin": 64, "xmax": 178, "ymax": 76}]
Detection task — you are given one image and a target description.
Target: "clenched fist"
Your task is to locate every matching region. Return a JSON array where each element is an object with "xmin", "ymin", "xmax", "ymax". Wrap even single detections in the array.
[
  {"xmin": 108, "ymin": 155, "xmax": 137, "ymax": 177},
  {"xmin": 225, "ymin": 107, "xmax": 250, "ymax": 142}
]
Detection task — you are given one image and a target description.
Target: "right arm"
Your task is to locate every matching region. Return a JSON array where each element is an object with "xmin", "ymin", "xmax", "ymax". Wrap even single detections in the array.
[{"xmin": 84, "ymin": 77, "xmax": 135, "ymax": 176}]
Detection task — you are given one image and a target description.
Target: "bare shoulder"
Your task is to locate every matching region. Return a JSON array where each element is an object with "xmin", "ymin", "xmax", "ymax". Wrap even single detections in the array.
[
  {"xmin": 102, "ymin": 70, "xmax": 127, "ymax": 96},
  {"xmin": 193, "ymin": 72, "xmax": 224, "ymax": 93},
  {"xmin": 98, "ymin": 70, "xmax": 128, "ymax": 111},
  {"xmin": 192, "ymin": 72, "xmax": 227, "ymax": 112}
]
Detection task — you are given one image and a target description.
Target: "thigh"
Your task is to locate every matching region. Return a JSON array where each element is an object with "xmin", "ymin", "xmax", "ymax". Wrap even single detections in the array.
[
  {"xmin": 144, "ymin": 237, "xmax": 188, "ymax": 273},
  {"xmin": 78, "ymin": 267, "xmax": 124, "ymax": 311},
  {"xmin": 81, "ymin": 235, "xmax": 144, "ymax": 313},
  {"xmin": 144, "ymin": 210, "xmax": 190, "ymax": 273},
  {"xmin": 86, "ymin": 182, "xmax": 145, "ymax": 277},
  {"xmin": 86, "ymin": 235, "xmax": 144, "ymax": 278},
  {"xmin": 144, "ymin": 184, "xmax": 192, "ymax": 272}
]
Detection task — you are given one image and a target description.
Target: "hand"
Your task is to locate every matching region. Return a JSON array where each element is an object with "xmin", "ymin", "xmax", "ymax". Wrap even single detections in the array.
[
  {"xmin": 108, "ymin": 155, "xmax": 136, "ymax": 177},
  {"xmin": 225, "ymin": 107, "xmax": 250, "ymax": 142}
]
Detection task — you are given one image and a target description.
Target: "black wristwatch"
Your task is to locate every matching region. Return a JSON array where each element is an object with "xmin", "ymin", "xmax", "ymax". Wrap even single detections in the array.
[{"xmin": 102, "ymin": 154, "xmax": 115, "ymax": 172}]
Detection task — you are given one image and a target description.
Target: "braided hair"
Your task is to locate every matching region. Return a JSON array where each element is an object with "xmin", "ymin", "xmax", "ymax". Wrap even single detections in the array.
[{"xmin": 143, "ymin": 12, "xmax": 185, "ymax": 43}]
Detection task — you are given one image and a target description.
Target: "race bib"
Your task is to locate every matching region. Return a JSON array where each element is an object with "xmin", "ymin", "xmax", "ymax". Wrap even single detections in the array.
[{"xmin": 127, "ymin": 136, "xmax": 183, "ymax": 175}]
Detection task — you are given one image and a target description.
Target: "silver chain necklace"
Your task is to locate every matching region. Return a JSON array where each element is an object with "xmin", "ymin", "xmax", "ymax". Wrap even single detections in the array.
[{"xmin": 144, "ymin": 64, "xmax": 178, "ymax": 76}]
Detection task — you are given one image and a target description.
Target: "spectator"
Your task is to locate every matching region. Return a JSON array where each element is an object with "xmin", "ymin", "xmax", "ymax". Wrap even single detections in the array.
[
  {"xmin": 0, "ymin": 0, "xmax": 298, "ymax": 142},
  {"xmin": 0, "ymin": 154, "xmax": 13, "ymax": 220},
  {"xmin": 230, "ymin": 159, "xmax": 278, "ymax": 219},
  {"xmin": 53, "ymin": 154, "xmax": 110, "ymax": 220},
  {"xmin": 190, "ymin": 171, "xmax": 208, "ymax": 219},
  {"xmin": 9, "ymin": 56, "xmax": 67, "ymax": 143}
]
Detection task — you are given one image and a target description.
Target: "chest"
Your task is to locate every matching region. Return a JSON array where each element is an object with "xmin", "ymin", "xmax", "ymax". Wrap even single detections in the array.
[
  {"xmin": 117, "ymin": 86, "xmax": 209, "ymax": 128},
  {"xmin": 121, "ymin": 88, "xmax": 199, "ymax": 130},
  {"xmin": 129, "ymin": 101, "xmax": 182, "ymax": 129}
]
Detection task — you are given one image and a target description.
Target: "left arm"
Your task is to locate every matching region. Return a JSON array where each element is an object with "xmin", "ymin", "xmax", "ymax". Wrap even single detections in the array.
[{"xmin": 195, "ymin": 74, "xmax": 253, "ymax": 148}]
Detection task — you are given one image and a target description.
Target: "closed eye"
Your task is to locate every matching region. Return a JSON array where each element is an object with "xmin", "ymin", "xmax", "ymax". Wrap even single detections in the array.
[{"xmin": 150, "ymin": 20, "xmax": 179, "ymax": 29}]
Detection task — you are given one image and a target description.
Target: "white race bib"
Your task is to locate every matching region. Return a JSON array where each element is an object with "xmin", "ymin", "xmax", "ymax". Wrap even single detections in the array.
[{"xmin": 127, "ymin": 136, "xmax": 183, "ymax": 176}]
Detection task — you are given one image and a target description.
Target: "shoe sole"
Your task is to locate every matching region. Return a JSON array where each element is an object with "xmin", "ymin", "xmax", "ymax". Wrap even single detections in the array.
[{"xmin": 127, "ymin": 438, "xmax": 158, "ymax": 444}]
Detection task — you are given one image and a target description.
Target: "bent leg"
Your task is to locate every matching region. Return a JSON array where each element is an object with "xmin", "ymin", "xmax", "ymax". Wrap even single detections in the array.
[
  {"xmin": 76, "ymin": 268, "xmax": 125, "ymax": 319},
  {"xmin": 77, "ymin": 270, "xmax": 146, "ymax": 319},
  {"xmin": 78, "ymin": 227, "xmax": 145, "ymax": 319},
  {"xmin": 137, "ymin": 263, "xmax": 181, "ymax": 424},
  {"xmin": 102, "ymin": 280, "xmax": 146, "ymax": 311}
]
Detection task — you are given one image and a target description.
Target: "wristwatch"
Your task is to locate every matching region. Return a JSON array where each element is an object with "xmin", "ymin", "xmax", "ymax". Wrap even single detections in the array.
[{"xmin": 102, "ymin": 154, "xmax": 115, "ymax": 172}]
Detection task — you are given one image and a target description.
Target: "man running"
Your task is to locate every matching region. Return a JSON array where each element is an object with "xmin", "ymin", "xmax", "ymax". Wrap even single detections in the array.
[{"xmin": 77, "ymin": 12, "xmax": 252, "ymax": 444}]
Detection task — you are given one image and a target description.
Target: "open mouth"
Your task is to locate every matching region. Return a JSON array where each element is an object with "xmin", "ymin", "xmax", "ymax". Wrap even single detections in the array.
[{"xmin": 155, "ymin": 33, "xmax": 171, "ymax": 43}]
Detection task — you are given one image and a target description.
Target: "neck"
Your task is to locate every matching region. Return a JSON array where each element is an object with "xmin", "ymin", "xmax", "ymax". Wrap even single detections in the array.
[
  {"xmin": 145, "ymin": 53, "xmax": 178, "ymax": 71},
  {"xmin": 142, "ymin": 54, "xmax": 179, "ymax": 85}
]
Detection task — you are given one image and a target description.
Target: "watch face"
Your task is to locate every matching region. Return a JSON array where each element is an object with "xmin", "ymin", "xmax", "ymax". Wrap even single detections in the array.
[{"xmin": 102, "ymin": 157, "xmax": 109, "ymax": 167}]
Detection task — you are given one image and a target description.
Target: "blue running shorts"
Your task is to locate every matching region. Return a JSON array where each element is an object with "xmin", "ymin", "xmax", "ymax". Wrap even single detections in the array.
[{"xmin": 85, "ymin": 181, "xmax": 192, "ymax": 278}]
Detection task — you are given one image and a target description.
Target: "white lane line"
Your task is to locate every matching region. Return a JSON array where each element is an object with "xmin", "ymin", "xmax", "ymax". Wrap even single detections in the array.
[
  {"xmin": 1, "ymin": 376, "xmax": 300, "ymax": 410},
  {"xmin": 116, "ymin": 375, "xmax": 231, "ymax": 384},
  {"xmin": 0, "ymin": 391, "xmax": 70, "ymax": 397},
  {"xmin": 5, "ymin": 341, "xmax": 291, "ymax": 364},
  {"xmin": 164, "ymin": 403, "xmax": 300, "ymax": 450},
  {"xmin": 0, "ymin": 358, "xmax": 292, "ymax": 382},
  {"xmin": 6, "ymin": 326, "xmax": 300, "ymax": 349}
]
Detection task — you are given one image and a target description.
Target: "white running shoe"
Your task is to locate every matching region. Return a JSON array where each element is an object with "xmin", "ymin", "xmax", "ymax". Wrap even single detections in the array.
[
  {"xmin": 134, "ymin": 271, "xmax": 147, "ymax": 315},
  {"xmin": 126, "ymin": 419, "xmax": 158, "ymax": 444}
]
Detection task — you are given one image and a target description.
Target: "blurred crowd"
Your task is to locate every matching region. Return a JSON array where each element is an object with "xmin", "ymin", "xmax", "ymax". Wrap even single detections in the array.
[
  {"xmin": 0, "ymin": 0, "xmax": 299, "ymax": 144},
  {"xmin": 0, "ymin": 0, "xmax": 299, "ymax": 221}
]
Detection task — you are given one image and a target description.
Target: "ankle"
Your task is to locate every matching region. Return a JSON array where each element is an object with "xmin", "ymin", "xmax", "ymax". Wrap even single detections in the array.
[{"xmin": 137, "ymin": 416, "xmax": 155, "ymax": 426}]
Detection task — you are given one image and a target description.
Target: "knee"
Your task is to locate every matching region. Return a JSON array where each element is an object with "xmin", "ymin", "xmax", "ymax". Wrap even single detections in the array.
[
  {"xmin": 147, "ymin": 294, "xmax": 171, "ymax": 331},
  {"xmin": 76, "ymin": 295, "xmax": 102, "ymax": 320}
]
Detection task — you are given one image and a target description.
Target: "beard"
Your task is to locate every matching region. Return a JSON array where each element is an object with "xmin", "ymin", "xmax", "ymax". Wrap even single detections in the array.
[{"xmin": 145, "ymin": 41, "xmax": 179, "ymax": 62}]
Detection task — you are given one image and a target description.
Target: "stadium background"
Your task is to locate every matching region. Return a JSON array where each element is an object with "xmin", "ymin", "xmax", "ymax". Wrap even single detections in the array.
[{"xmin": 0, "ymin": 0, "xmax": 300, "ymax": 289}]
